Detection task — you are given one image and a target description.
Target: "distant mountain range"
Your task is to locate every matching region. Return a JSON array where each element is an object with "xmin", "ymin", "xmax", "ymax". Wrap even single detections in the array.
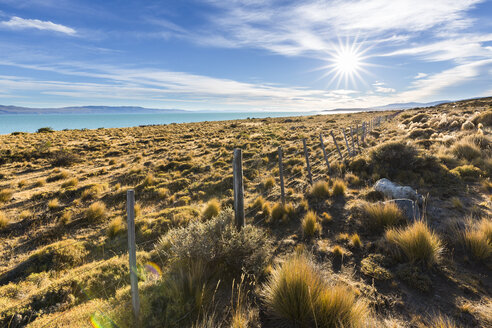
[
  {"xmin": 0, "ymin": 105, "xmax": 186, "ymax": 114},
  {"xmin": 326, "ymin": 100, "xmax": 450, "ymax": 112}
]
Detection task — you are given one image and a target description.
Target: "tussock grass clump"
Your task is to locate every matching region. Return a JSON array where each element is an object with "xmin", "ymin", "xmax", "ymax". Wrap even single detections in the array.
[
  {"xmin": 451, "ymin": 139, "xmax": 481, "ymax": 161},
  {"xmin": 450, "ymin": 164, "xmax": 482, "ymax": 180},
  {"xmin": 263, "ymin": 177, "xmax": 275, "ymax": 190},
  {"xmin": 270, "ymin": 202, "xmax": 295, "ymax": 222},
  {"xmin": 47, "ymin": 198, "xmax": 60, "ymax": 210},
  {"xmin": 385, "ymin": 221, "xmax": 443, "ymax": 266},
  {"xmin": 462, "ymin": 218, "xmax": 492, "ymax": 260},
  {"xmin": 331, "ymin": 179, "xmax": 346, "ymax": 197},
  {"xmin": 85, "ymin": 201, "xmax": 107, "ymax": 222},
  {"xmin": 107, "ymin": 216, "xmax": 125, "ymax": 239},
  {"xmin": 302, "ymin": 211, "xmax": 321, "ymax": 238},
  {"xmin": 202, "ymin": 198, "xmax": 220, "ymax": 220},
  {"xmin": 262, "ymin": 253, "xmax": 369, "ymax": 328},
  {"xmin": 350, "ymin": 234, "xmax": 362, "ymax": 248},
  {"xmin": 472, "ymin": 110, "xmax": 492, "ymax": 126},
  {"xmin": 310, "ymin": 180, "xmax": 330, "ymax": 199},
  {"xmin": 61, "ymin": 178, "xmax": 78, "ymax": 188},
  {"xmin": 363, "ymin": 202, "xmax": 405, "ymax": 231},
  {"xmin": 418, "ymin": 313, "xmax": 458, "ymax": 328},
  {"xmin": 262, "ymin": 254, "xmax": 324, "ymax": 325},
  {"xmin": 370, "ymin": 141, "xmax": 419, "ymax": 172},
  {"xmin": 0, "ymin": 211, "xmax": 9, "ymax": 230},
  {"xmin": 0, "ymin": 188, "xmax": 13, "ymax": 203},
  {"xmin": 29, "ymin": 239, "xmax": 88, "ymax": 271}
]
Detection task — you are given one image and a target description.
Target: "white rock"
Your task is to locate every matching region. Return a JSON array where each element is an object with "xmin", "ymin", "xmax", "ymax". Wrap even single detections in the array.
[{"xmin": 374, "ymin": 178, "xmax": 422, "ymax": 203}]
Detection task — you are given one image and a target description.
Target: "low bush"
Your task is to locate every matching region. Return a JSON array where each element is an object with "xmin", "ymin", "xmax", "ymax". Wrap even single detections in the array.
[
  {"xmin": 301, "ymin": 211, "xmax": 321, "ymax": 238},
  {"xmin": 450, "ymin": 164, "xmax": 482, "ymax": 180},
  {"xmin": 363, "ymin": 202, "xmax": 405, "ymax": 232},
  {"xmin": 28, "ymin": 239, "xmax": 88, "ymax": 272},
  {"xmin": 472, "ymin": 110, "xmax": 492, "ymax": 126},
  {"xmin": 156, "ymin": 208, "xmax": 272, "ymax": 278},
  {"xmin": 370, "ymin": 141, "xmax": 419, "ymax": 174},
  {"xmin": 385, "ymin": 221, "xmax": 443, "ymax": 267},
  {"xmin": 85, "ymin": 201, "xmax": 107, "ymax": 222}
]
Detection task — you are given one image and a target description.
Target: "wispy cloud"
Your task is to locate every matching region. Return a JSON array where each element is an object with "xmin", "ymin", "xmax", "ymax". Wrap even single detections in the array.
[{"xmin": 1, "ymin": 16, "xmax": 76, "ymax": 35}]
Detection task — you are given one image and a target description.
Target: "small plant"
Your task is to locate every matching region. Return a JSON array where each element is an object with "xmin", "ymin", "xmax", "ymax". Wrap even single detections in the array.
[
  {"xmin": 363, "ymin": 202, "xmax": 405, "ymax": 231},
  {"xmin": 385, "ymin": 221, "xmax": 443, "ymax": 267},
  {"xmin": 107, "ymin": 216, "xmax": 125, "ymax": 238},
  {"xmin": 19, "ymin": 210, "xmax": 32, "ymax": 220},
  {"xmin": 36, "ymin": 127, "xmax": 54, "ymax": 133},
  {"xmin": 142, "ymin": 173, "xmax": 156, "ymax": 186},
  {"xmin": 0, "ymin": 189, "xmax": 13, "ymax": 203},
  {"xmin": 350, "ymin": 234, "xmax": 362, "ymax": 248},
  {"xmin": 301, "ymin": 211, "xmax": 321, "ymax": 238},
  {"xmin": 451, "ymin": 139, "xmax": 481, "ymax": 161},
  {"xmin": 59, "ymin": 211, "xmax": 72, "ymax": 225},
  {"xmin": 310, "ymin": 180, "xmax": 330, "ymax": 199},
  {"xmin": 61, "ymin": 178, "xmax": 78, "ymax": 188},
  {"xmin": 85, "ymin": 201, "xmax": 107, "ymax": 222},
  {"xmin": 462, "ymin": 218, "xmax": 492, "ymax": 260},
  {"xmin": 47, "ymin": 198, "xmax": 60, "ymax": 210},
  {"xmin": 450, "ymin": 197, "xmax": 463, "ymax": 209},
  {"xmin": 321, "ymin": 212, "xmax": 332, "ymax": 223},
  {"xmin": 0, "ymin": 211, "xmax": 9, "ymax": 229},
  {"xmin": 34, "ymin": 179, "xmax": 46, "ymax": 187},
  {"xmin": 202, "ymin": 198, "xmax": 220, "ymax": 220},
  {"xmin": 331, "ymin": 179, "xmax": 346, "ymax": 197},
  {"xmin": 251, "ymin": 196, "xmax": 265, "ymax": 210},
  {"xmin": 263, "ymin": 177, "xmax": 275, "ymax": 190}
]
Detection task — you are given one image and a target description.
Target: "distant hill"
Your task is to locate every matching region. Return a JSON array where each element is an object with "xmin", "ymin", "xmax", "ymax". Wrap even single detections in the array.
[
  {"xmin": 326, "ymin": 100, "xmax": 450, "ymax": 112},
  {"xmin": 0, "ymin": 105, "xmax": 186, "ymax": 114}
]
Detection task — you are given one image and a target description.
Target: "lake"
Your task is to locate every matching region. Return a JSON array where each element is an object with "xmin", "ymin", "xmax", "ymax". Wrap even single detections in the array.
[{"xmin": 0, "ymin": 111, "xmax": 328, "ymax": 135}]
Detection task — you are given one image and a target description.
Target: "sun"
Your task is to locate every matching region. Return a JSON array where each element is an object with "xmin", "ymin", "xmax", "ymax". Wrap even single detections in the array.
[{"xmin": 318, "ymin": 37, "xmax": 371, "ymax": 88}]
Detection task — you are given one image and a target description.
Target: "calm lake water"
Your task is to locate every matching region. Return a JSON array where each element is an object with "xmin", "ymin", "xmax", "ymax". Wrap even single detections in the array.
[{"xmin": 0, "ymin": 112, "xmax": 325, "ymax": 135}]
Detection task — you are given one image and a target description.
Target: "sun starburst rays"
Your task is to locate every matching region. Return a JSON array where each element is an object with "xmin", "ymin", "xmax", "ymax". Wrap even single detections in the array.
[{"xmin": 318, "ymin": 37, "xmax": 372, "ymax": 89}]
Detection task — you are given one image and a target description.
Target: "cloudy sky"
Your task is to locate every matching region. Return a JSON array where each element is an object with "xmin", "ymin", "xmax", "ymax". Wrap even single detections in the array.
[{"xmin": 0, "ymin": 0, "xmax": 491, "ymax": 111}]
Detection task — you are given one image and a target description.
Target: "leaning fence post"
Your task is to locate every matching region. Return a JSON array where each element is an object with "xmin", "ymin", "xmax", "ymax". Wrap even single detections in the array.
[
  {"xmin": 342, "ymin": 129, "xmax": 352, "ymax": 157},
  {"xmin": 331, "ymin": 131, "xmax": 343, "ymax": 161},
  {"xmin": 233, "ymin": 148, "xmax": 245, "ymax": 230},
  {"xmin": 355, "ymin": 124, "xmax": 361, "ymax": 152},
  {"xmin": 302, "ymin": 138, "xmax": 313, "ymax": 185},
  {"xmin": 319, "ymin": 133, "xmax": 330, "ymax": 173},
  {"xmin": 126, "ymin": 189, "xmax": 140, "ymax": 324},
  {"xmin": 350, "ymin": 126, "xmax": 356, "ymax": 154},
  {"xmin": 278, "ymin": 146, "xmax": 285, "ymax": 204},
  {"xmin": 362, "ymin": 123, "xmax": 366, "ymax": 143}
]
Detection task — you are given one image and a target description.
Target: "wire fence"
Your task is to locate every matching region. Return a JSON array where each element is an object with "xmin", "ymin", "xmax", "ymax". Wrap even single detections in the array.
[{"xmin": 2, "ymin": 111, "xmax": 401, "ymax": 327}]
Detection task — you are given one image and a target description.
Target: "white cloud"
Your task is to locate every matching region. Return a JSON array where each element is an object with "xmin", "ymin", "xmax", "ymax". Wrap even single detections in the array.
[
  {"xmin": 152, "ymin": 0, "xmax": 484, "ymax": 58},
  {"xmin": 375, "ymin": 86, "xmax": 395, "ymax": 93},
  {"xmin": 414, "ymin": 73, "xmax": 428, "ymax": 79},
  {"xmin": 1, "ymin": 16, "xmax": 76, "ymax": 35}
]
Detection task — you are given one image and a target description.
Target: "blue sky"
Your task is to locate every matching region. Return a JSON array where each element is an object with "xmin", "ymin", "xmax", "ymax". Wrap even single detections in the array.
[{"xmin": 0, "ymin": 0, "xmax": 491, "ymax": 111}]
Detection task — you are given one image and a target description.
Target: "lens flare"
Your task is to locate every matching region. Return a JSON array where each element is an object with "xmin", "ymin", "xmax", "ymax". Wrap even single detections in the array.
[
  {"xmin": 90, "ymin": 314, "xmax": 105, "ymax": 328},
  {"xmin": 145, "ymin": 261, "xmax": 162, "ymax": 278}
]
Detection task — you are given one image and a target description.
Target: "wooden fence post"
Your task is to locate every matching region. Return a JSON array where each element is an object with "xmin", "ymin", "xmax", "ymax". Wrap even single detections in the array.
[
  {"xmin": 342, "ymin": 129, "xmax": 352, "ymax": 157},
  {"xmin": 350, "ymin": 126, "xmax": 356, "ymax": 154},
  {"xmin": 331, "ymin": 131, "xmax": 343, "ymax": 161},
  {"xmin": 319, "ymin": 133, "xmax": 330, "ymax": 173},
  {"xmin": 233, "ymin": 148, "xmax": 245, "ymax": 230},
  {"xmin": 355, "ymin": 124, "xmax": 361, "ymax": 152},
  {"xmin": 278, "ymin": 146, "xmax": 285, "ymax": 204},
  {"xmin": 362, "ymin": 122, "xmax": 366, "ymax": 143},
  {"xmin": 126, "ymin": 189, "xmax": 140, "ymax": 324},
  {"xmin": 302, "ymin": 138, "xmax": 313, "ymax": 185}
]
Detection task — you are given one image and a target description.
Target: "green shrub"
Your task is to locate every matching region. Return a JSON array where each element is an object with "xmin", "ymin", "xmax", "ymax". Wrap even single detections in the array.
[
  {"xmin": 370, "ymin": 141, "xmax": 419, "ymax": 174},
  {"xmin": 202, "ymin": 198, "xmax": 220, "ymax": 220},
  {"xmin": 156, "ymin": 208, "xmax": 272, "ymax": 278},
  {"xmin": 450, "ymin": 164, "xmax": 482, "ymax": 180},
  {"xmin": 385, "ymin": 221, "xmax": 443, "ymax": 267},
  {"xmin": 37, "ymin": 127, "xmax": 54, "ymax": 133},
  {"xmin": 363, "ymin": 202, "xmax": 404, "ymax": 232}
]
